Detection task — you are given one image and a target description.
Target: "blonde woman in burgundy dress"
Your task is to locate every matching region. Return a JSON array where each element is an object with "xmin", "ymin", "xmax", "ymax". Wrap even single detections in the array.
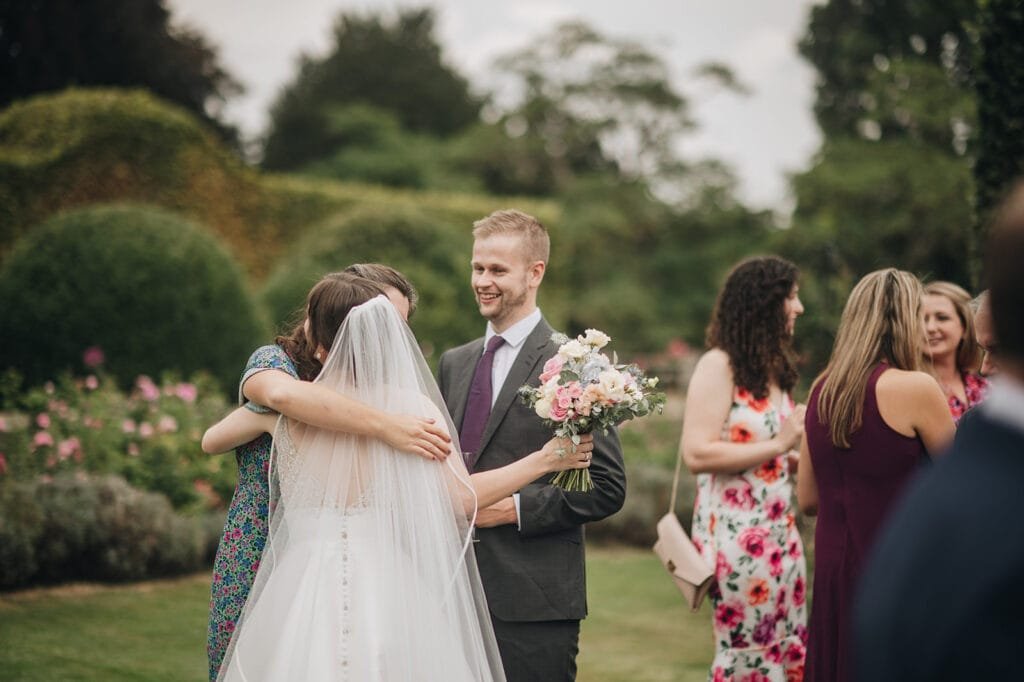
[{"xmin": 798, "ymin": 269, "xmax": 954, "ymax": 682}]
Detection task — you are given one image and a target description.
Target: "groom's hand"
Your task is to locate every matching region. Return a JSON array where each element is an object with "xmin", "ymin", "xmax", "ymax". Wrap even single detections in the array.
[{"xmin": 475, "ymin": 497, "xmax": 517, "ymax": 527}]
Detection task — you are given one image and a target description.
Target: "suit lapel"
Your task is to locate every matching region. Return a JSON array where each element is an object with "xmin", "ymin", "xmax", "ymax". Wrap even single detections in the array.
[
  {"xmin": 449, "ymin": 339, "xmax": 485, "ymax": 430},
  {"xmin": 475, "ymin": 318, "xmax": 554, "ymax": 459}
]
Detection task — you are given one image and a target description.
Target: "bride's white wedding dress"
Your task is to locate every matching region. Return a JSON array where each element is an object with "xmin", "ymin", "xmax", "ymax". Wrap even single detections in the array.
[{"xmin": 217, "ymin": 296, "xmax": 504, "ymax": 682}]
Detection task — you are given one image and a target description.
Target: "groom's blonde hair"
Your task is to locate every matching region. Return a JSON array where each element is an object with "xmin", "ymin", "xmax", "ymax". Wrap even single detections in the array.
[{"xmin": 473, "ymin": 209, "xmax": 550, "ymax": 265}]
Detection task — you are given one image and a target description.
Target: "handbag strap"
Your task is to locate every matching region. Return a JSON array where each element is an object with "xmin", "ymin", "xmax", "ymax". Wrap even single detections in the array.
[{"xmin": 669, "ymin": 439, "xmax": 685, "ymax": 515}]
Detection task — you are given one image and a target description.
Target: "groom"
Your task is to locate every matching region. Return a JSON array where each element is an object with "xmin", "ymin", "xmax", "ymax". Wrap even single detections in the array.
[{"xmin": 438, "ymin": 209, "xmax": 626, "ymax": 681}]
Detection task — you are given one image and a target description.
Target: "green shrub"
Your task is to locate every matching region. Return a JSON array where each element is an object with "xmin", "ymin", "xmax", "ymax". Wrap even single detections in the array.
[
  {"xmin": 87, "ymin": 475, "xmax": 204, "ymax": 581},
  {"xmin": 0, "ymin": 88, "xmax": 280, "ymax": 276},
  {"xmin": 0, "ymin": 482, "xmax": 44, "ymax": 587},
  {"xmin": 262, "ymin": 203, "xmax": 484, "ymax": 362},
  {"xmin": 588, "ymin": 459, "xmax": 696, "ymax": 547},
  {"xmin": 587, "ymin": 403, "xmax": 692, "ymax": 546},
  {"xmin": 0, "ymin": 88, "xmax": 558, "ymax": 282},
  {"xmin": 0, "ymin": 203, "xmax": 266, "ymax": 390},
  {"xmin": 31, "ymin": 475, "xmax": 103, "ymax": 582},
  {"xmin": 0, "ymin": 474, "xmax": 219, "ymax": 589}
]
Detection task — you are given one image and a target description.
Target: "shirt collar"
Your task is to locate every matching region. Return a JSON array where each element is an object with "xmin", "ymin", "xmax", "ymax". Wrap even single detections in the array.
[
  {"xmin": 981, "ymin": 376, "xmax": 1024, "ymax": 435},
  {"xmin": 485, "ymin": 308, "xmax": 542, "ymax": 351}
]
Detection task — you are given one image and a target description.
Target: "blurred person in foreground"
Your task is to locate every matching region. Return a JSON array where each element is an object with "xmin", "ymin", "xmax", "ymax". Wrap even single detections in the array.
[
  {"xmin": 797, "ymin": 269, "xmax": 955, "ymax": 682},
  {"xmin": 854, "ymin": 182, "xmax": 1024, "ymax": 681},
  {"xmin": 922, "ymin": 280, "xmax": 988, "ymax": 422},
  {"xmin": 682, "ymin": 256, "xmax": 809, "ymax": 681}
]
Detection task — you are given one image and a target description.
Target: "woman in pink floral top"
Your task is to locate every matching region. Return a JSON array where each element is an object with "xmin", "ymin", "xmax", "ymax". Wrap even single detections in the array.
[
  {"xmin": 682, "ymin": 256, "xmax": 808, "ymax": 681},
  {"xmin": 923, "ymin": 282, "xmax": 989, "ymax": 423}
]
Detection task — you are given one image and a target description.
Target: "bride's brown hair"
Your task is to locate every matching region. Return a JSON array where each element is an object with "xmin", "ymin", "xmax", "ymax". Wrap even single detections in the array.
[{"xmin": 276, "ymin": 274, "xmax": 386, "ymax": 381}]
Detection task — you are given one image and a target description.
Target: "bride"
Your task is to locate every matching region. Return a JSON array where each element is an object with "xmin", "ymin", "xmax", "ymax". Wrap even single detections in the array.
[{"xmin": 217, "ymin": 275, "xmax": 591, "ymax": 681}]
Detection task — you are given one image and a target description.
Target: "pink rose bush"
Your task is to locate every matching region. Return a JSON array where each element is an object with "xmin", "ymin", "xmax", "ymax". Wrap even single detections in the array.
[
  {"xmin": 519, "ymin": 329, "xmax": 666, "ymax": 491},
  {"xmin": 0, "ymin": 356, "xmax": 233, "ymax": 510}
]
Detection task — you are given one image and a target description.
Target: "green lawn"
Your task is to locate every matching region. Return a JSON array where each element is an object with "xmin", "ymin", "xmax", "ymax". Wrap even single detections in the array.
[
  {"xmin": 0, "ymin": 546, "xmax": 713, "ymax": 681},
  {"xmin": 0, "ymin": 574, "xmax": 211, "ymax": 681},
  {"xmin": 579, "ymin": 546, "xmax": 714, "ymax": 681}
]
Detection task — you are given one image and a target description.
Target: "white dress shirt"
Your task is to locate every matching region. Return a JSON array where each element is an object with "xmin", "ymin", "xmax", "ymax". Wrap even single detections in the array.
[
  {"xmin": 480, "ymin": 307, "xmax": 543, "ymax": 528},
  {"xmin": 483, "ymin": 307, "xmax": 543, "ymax": 407}
]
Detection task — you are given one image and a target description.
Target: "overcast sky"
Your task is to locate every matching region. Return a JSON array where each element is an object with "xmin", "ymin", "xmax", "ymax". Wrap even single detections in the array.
[{"xmin": 168, "ymin": 0, "xmax": 822, "ymax": 213}]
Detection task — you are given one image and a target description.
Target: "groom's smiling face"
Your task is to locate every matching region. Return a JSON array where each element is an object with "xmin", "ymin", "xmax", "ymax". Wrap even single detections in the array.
[{"xmin": 471, "ymin": 233, "xmax": 544, "ymax": 332}]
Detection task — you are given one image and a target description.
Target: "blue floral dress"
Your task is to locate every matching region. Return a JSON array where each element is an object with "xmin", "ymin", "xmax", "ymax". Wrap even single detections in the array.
[{"xmin": 206, "ymin": 345, "xmax": 297, "ymax": 681}]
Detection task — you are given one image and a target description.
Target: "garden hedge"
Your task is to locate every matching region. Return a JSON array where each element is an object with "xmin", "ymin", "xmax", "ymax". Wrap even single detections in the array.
[
  {"xmin": 0, "ymin": 88, "xmax": 557, "ymax": 282},
  {"xmin": 0, "ymin": 474, "xmax": 221, "ymax": 590}
]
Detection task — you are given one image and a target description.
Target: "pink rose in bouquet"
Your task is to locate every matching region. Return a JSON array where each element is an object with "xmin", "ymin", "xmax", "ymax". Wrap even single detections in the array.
[{"xmin": 519, "ymin": 329, "xmax": 666, "ymax": 491}]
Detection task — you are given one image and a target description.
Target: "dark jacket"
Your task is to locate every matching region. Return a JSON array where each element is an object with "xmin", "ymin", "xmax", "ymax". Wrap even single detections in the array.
[
  {"xmin": 437, "ymin": 317, "xmax": 627, "ymax": 622},
  {"xmin": 854, "ymin": 408, "xmax": 1024, "ymax": 681}
]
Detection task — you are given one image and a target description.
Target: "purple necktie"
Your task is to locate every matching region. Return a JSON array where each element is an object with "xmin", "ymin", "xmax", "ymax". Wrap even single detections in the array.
[{"xmin": 459, "ymin": 335, "xmax": 506, "ymax": 470}]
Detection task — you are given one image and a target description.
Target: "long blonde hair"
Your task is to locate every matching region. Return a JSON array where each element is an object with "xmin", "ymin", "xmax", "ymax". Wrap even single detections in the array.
[
  {"xmin": 923, "ymin": 280, "xmax": 980, "ymax": 373},
  {"xmin": 815, "ymin": 269, "xmax": 925, "ymax": 448}
]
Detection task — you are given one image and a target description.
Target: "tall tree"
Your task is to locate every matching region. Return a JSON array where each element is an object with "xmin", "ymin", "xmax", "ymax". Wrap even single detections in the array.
[
  {"xmin": 787, "ymin": 0, "xmax": 981, "ymax": 374},
  {"xmin": 0, "ymin": 0, "xmax": 240, "ymax": 139},
  {"xmin": 474, "ymin": 21, "xmax": 697, "ymax": 197},
  {"xmin": 799, "ymin": 0, "xmax": 976, "ymax": 138},
  {"xmin": 262, "ymin": 8, "xmax": 480, "ymax": 171},
  {"xmin": 973, "ymin": 0, "xmax": 1024, "ymax": 262}
]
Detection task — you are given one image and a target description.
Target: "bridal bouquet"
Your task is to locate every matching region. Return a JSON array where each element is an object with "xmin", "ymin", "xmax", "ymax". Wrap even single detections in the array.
[{"xmin": 519, "ymin": 329, "xmax": 666, "ymax": 492}]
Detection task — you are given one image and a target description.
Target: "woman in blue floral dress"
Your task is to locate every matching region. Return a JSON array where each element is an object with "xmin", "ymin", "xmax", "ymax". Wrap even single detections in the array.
[
  {"xmin": 204, "ymin": 346, "xmax": 294, "ymax": 680},
  {"xmin": 203, "ymin": 269, "xmax": 450, "ymax": 680}
]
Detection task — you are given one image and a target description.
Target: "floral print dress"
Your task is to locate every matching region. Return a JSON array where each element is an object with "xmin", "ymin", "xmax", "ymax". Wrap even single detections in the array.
[
  {"xmin": 948, "ymin": 372, "xmax": 989, "ymax": 424},
  {"xmin": 691, "ymin": 386, "xmax": 808, "ymax": 682},
  {"xmin": 206, "ymin": 345, "xmax": 296, "ymax": 681}
]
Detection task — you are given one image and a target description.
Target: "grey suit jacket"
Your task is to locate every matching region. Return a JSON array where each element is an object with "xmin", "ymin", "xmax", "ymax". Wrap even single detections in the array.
[{"xmin": 437, "ymin": 317, "xmax": 627, "ymax": 622}]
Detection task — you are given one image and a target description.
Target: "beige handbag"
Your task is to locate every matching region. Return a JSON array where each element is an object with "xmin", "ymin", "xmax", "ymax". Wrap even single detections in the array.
[{"xmin": 652, "ymin": 446, "xmax": 714, "ymax": 612}]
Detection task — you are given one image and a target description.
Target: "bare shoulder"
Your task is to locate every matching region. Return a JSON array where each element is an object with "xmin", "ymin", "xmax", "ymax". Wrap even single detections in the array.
[
  {"xmin": 694, "ymin": 348, "xmax": 732, "ymax": 378},
  {"xmin": 686, "ymin": 348, "xmax": 735, "ymax": 407},
  {"xmin": 877, "ymin": 367, "xmax": 942, "ymax": 398},
  {"xmin": 876, "ymin": 368, "xmax": 947, "ymax": 436}
]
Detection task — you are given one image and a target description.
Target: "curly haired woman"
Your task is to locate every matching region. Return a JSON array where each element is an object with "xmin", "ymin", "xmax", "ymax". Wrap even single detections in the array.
[{"xmin": 681, "ymin": 256, "xmax": 809, "ymax": 681}]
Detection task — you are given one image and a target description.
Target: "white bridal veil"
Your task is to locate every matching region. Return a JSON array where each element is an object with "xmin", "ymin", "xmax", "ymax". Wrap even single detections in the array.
[{"xmin": 218, "ymin": 295, "xmax": 505, "ymax": 682}]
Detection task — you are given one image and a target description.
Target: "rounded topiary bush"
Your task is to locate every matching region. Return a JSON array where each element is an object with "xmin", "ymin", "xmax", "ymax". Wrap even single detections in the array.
[
  {"xmin": 0, "ymin": 88, "xmax": 282, "ymax": 277},
  {"xmin": 0, "ymin": 203, "xmax": 266, "ymax": 390},
  {"xmin": 260, "ymin": 203, "xmax": 480, "ymax": 361}
]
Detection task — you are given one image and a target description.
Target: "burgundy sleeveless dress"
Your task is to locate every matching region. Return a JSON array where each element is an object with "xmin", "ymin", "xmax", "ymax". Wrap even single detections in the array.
[{"xmin": 804, "ymin": 364, "xmax": 927, "ymax": 682}]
